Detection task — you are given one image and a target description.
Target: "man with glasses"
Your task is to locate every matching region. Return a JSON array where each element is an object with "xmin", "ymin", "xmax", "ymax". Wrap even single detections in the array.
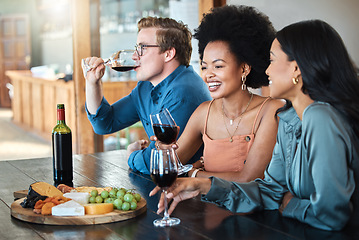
[{"xmin": 83, "ymin": 17, "xmax": 211, "ymax": 174}]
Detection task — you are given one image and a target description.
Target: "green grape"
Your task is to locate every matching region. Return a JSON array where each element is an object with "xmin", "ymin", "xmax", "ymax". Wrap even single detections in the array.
[
  {"xmin": 90, "ymin": 190, "xmax": 98, "ymax": 197},
  {"xmin": 113, "ymin": 198, "xmax": 123, "ymax": 210},
  {"xmin": 122, "ymin": 202, "xmax": 130, "ymax": 211},
  {"xmin": 124, "ymin": 193, "xmax": 134, "ymax": 203},
  {"xmin": 134, "ymin": 193, "xmax": 141, "ymax": 202},
  {"xmin": 101, "ymin": 190, "xmax": 109, "ymax": 199},
  {"xmin": 117, "ymin": 189, "xmax": 126, "ymax": 198},
  {"xmin": 130, "ymin": 201, "xmax": 137, "ymax": 210},
  {"xmin": 89, "ymin": 196, "xmax": 96, "ymax": 203},
  {"xmin": 95, "ymin": 195, "xmax": 103, "ymax": 203},
  {"xmin": 109, "ymin": 189, "xmax": 117, "ymax": 198},
  {"xmin": 117, "ymin": 195, "xmax": 124, "ymax": 202},
  {"xmin": 104, "ymin": 198, "xmax": 114, "ymax": 204}
]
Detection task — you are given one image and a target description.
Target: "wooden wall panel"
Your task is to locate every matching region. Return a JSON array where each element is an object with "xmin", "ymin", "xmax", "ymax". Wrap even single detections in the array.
[
  {"xmin": 21, "ymin": 80, "xmax": 32, "ymax": 127},
  {"xmin": 11, "ymin": 78, "xmax": 22, "ymax": 123},
  {"xmin": 31, "ymin": 82, "xmax": 43, "ymax": 132},
  {"xmin": 43, "ymin": 84, "xmax": 56, "ymax": 135},
  {"xmin": 0, "ymin": 14, "xmax": 30, "ymax": 108},
  {"xmin": 103, "ymin": 81, "xmax": 137, "ymax": 105}
]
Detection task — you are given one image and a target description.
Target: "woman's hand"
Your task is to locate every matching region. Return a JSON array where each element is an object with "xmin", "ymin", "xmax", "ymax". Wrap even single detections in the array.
[
  {"xmin": 149, "ymin": 178, "xmax": 212, "ymax": 215},
  {"xmin": 279, "ymin": 191, "xmax": 294, "ymax": 214},
  {"xmin": 192, "ymin": 157, "xmax": 204, "ymax": 169}
]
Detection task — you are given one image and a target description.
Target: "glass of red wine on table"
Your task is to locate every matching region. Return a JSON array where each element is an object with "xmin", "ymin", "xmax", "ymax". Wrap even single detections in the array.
[
  {"xmin": 81, "ymin": 49, "xmax": 139, "ymax": 74},
  {"xmin": 150, "ymin": 108, "xmax": 193, "ymax": 175},
  {"xmin": 150, "ymin": 148, "xmax": 180, "ymax": 227}
]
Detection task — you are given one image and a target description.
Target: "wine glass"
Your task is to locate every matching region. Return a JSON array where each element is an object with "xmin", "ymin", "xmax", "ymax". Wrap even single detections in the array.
[
  {"xmin": 150, "ymin": 148, "xmax": 181, "ymax": 227},
  {"xmin": 81, "ymin": 49, "xmax": 139, "ymax": 74},
  {"xmin": 150, "ymin": 108, "xmax": 193, "ymax": 175}
]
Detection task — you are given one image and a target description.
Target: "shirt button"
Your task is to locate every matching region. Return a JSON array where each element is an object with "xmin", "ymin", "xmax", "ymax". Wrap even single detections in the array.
[
  {"xmin": 155, "ymin": 102, "xmax": 158, "ymax": 104},
  {"xmin": 245, "ymin": 136, "xmax": 251, "ymax": 142}
]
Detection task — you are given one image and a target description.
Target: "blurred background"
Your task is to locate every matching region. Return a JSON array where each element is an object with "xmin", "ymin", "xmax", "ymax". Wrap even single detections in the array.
[{"xmin": 0, "ymin": 0, "xmax": 358, "ymax": 160}]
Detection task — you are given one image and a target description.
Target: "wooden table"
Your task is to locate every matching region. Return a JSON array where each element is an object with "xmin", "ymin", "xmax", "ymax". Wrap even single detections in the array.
[{"xmin": 1, "ymin": 150, "xmax": 358, "ymax": 240}]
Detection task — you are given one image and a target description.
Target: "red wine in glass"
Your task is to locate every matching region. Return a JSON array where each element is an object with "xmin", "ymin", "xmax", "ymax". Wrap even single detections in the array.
[
  {"xmin": 150, "ymin": 108, "xmax": 193, "ymax": 175},
  {"xmin": 111, "ymin": 65, "xmax": 137, "ymax": 72},
  {"xmin": 150, "ymin": 148, "xmax": 180, "ymax": 227},
  {"xmin": 152, "ymin": 124, "xmax": 178, "ymax": 144},
  {"xmin": 150, "ymin": 171, "xmax": 177, "ymax": 189}
]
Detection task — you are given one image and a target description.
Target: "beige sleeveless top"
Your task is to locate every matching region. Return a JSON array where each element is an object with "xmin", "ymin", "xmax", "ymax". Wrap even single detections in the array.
[{"xmin": 202, "ymin": 97, "xmax": 270, "ymax": 172}]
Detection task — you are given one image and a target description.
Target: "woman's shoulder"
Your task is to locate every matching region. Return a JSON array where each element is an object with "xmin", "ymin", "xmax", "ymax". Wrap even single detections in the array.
[
  {"xmin": 303, "ymin": 102, "xmax": 339, "ymax": 119},
  {"xmin": 254, "ymin": 96, "xmax": 285, "ymax": 117},
  {"xmin": 303, "ymin": 102, "xmax": 350, "ymax": 132},
  {"xmin": 196, "ymin": 100, "xmax": 214, "ymax": 115}
]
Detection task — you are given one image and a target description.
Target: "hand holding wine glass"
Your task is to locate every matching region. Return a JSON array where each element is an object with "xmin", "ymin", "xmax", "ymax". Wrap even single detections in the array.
[
  {"xmin": 150, "ymin": 108, "xmax": 193, "ymax": 175},
  {"xmin": 81, "ymin": 50, "xmax": 139, "ymax": 77},
  {"xmin": 150, "ymin": 148, "xmax": 180, "ymax": 227}
]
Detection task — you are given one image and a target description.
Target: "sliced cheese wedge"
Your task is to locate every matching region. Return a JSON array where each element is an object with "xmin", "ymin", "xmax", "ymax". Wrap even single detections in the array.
[
  {"xmin": 63, "ymin": 192, "xmax": 90, "ymax": 205},
  {"xmin": 84, "ymin": 203, "xmax": 114, "ymax": 215},
  {"xmin": 52, "ymin": 200, "xmax": 85, "ymax": 216}
]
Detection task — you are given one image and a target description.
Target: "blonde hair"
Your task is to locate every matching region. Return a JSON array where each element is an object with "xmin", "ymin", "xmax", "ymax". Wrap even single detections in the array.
[{"xmin": 138, "ymin": 17, "xmax": 192, "ymax": 66}]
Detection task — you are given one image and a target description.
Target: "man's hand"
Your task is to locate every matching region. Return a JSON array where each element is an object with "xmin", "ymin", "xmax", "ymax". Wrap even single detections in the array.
[
  {"xmin": 149, "ymin": 178, "xmax": 211, "ymax": 215},
  {"xmin": 82, "ymin": 57, "xmax": 106, "ymax": 84},
  {"xmin": 149, "ymin": 135, "xmax": 178, "ymax": 150},
  {"xmin": 126, "ymin": 139, "xmax": 149, "ymax": 159}
]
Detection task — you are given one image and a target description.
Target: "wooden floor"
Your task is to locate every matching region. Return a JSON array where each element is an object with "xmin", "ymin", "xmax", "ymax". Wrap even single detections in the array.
[{"xmin": 0, "ymin": 108, "xmax": 51, "ymax": 161}]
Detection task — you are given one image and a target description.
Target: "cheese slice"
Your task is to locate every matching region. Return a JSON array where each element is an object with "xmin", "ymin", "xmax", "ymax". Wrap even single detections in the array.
[
  {"xmin": 52, "ymin": 200, "xmax": 85, "ymax": 216},
  {"xmin": 29, "ymin": 182, "xmax": 63, "ymax": 197},
  {"xmin": 84, "ymin": 203, "xmax": 114, "ymax": 215},
  {"xmin": 63, "ymin": 192, "xmax": 90, "ymax": 205},
  {"xmin": 73, "ymin": 186, "xmax": 112, "ymax": 194}
]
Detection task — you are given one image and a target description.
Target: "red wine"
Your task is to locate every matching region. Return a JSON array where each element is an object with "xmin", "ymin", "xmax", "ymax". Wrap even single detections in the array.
[
  {"xmin": 52, "ymin": 104, "xmax": 73, "ymax": 187},
  {"xmin": 52, "ymin": 133, "xmax": 73, "ymax": 187},
  {"xmin": 153, "ymin": 124, "xmax": 178, "ymax": 144},
  {"xmin": 111, "ymin": 66, "xmax": 136, "ymax": 72},
  {"xmin": 151, "ymin": 171, "xmax": 177, "ymax": 188}
]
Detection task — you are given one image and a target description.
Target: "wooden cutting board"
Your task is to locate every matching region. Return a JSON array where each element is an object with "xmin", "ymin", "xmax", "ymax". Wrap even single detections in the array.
[{"xmin": 11, "ymin": 198, "xmax": 147, "ymax": 225}]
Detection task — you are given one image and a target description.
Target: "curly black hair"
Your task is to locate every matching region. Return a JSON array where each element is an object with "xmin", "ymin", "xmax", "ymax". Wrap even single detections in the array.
[{"xmin": 194, "ymin": 5, "xmax": 276, "ymax": 88}]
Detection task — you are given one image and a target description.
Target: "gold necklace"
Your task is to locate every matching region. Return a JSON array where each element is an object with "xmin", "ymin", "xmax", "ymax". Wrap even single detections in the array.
[{"xmin": 222, "ymin": 92, "xmax": 253, "ymax": 142}]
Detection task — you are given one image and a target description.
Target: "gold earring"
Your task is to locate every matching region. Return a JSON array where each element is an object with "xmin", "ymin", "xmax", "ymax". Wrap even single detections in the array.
[
  {"xmin": 292, "ymin": 77, "xmax": 299, "ymax": 85},
  {"xmin": 241, "ymin": 75, "xmax": 247, "ymax": 90}
]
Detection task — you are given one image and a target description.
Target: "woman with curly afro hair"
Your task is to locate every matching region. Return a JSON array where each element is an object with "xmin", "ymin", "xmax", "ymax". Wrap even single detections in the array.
[{"xmin": 155, "ymin": 5, "xmax": 284, "ymax": 182}]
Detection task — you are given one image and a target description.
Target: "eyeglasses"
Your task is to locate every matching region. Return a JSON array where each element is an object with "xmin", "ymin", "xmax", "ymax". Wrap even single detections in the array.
[{"xmin": 135, "ymin": 44, "xmax": 160, "ymax": 56}]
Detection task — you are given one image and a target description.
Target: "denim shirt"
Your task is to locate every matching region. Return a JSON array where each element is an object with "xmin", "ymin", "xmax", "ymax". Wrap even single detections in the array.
[
  {"xmin": 203, "ymin": 103, "xmax": 359, "ymax": 231},
  {"xmin": 87, "ymin": 65, "xmax": 211, "ymax": 174}
]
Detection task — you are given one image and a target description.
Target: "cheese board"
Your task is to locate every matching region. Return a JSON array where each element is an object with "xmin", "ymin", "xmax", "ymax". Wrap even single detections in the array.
[{"xmin": 11, "ymin": 197, "xmax": 147, "ymax": 225}]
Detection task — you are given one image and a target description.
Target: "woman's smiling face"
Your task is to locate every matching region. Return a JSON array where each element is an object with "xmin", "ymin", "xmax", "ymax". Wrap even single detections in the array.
[
  {"xmin": 266, "ymin": 38, "xmax": 300, "ymax": 100},
  {"xmin": 201, "ymin": 41, "xmax": 246, "ymax": 99}
]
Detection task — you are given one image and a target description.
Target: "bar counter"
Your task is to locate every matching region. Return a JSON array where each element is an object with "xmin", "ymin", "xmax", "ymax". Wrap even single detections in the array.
[
  {"xmin": 5, "ymin": 70, "xmax": 138, "ymax": 149},
  {"xmin": 1, "ymin": 150, "xmax": 358, "ymax": 239}
]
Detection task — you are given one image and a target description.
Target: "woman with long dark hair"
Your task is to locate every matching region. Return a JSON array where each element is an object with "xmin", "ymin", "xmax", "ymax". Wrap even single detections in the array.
[{"xmin": 150, "ymin": 19, "xmax": 359, "ymax": 231}]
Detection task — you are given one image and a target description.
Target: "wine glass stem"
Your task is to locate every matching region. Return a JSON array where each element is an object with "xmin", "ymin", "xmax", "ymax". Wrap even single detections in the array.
[
  {"xmin": 174, "ymin": 150, "xmax": 184, "ymax": 168},
  {"xmin": 163, "ymin": 190, "xmax": 170, "ymax": 220}
]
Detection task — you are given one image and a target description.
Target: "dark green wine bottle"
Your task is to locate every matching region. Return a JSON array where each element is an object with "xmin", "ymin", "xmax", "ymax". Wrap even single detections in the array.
[{"xmin": 52, "ymin": 104, "xmax": 73, "ymax": 187}]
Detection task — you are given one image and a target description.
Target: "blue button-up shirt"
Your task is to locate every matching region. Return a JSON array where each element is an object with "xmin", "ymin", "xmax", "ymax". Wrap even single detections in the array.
[
  {"xmin": 203, "ymin": 103, "xmax": 359, "ymax": 231},
  {"xmin": 87, "ymin": 65, "xmax": 211, "ymax": 174}
]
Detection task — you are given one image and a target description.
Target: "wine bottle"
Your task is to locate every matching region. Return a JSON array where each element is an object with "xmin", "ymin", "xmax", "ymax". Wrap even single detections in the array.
[{"xmin": 52, "ymin": 104, "xmax": 73, "ymax": 187}]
